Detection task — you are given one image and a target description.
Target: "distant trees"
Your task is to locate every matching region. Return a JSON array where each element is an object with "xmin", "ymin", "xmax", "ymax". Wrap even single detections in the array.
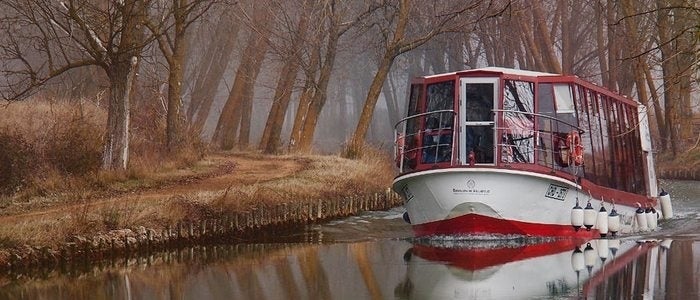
[{"xmin": 1, "ymin": 0, "xmax": 697, "ymax": 165}]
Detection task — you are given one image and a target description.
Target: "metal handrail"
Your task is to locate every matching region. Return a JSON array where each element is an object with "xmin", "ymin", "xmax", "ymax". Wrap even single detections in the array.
[
  {"xmin": 393, "ymin": 109, "xmax": 456, "ymax": 130},
  {"xmin": 394, "ymin": 110, "xmax": 457, "ymax": 172}
]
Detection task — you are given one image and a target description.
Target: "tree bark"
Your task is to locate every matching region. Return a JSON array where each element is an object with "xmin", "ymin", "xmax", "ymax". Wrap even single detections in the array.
[{"xmin": 103, "ymin": 57, "xmax": 139, "ymax": 170}]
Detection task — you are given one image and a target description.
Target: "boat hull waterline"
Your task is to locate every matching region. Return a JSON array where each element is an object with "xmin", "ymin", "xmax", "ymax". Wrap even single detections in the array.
[{"xmin": 393, "ymin": 168, "xmax": 644, "ymax": 238}]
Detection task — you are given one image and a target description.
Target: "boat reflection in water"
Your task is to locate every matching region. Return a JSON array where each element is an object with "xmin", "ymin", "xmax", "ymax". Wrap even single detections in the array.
[{"xmin": 397, "ymin": 236, "xmax": 696, "ymax": 299}]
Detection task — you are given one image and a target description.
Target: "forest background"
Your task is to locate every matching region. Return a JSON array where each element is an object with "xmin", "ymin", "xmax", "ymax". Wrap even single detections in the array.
[{"xmin": 0, "ymin": 0, "xmax": 698, "ymax": 197}]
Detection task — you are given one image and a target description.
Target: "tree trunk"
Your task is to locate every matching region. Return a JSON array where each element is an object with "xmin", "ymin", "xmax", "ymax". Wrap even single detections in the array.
[
  {"xmin": 103, "ymin": 57, "xmax": 138, "ymax": 170},
  {"xmin": 296, "ymin": 12, "xmax": 340, "ymax": 153},
  {"xmin": 594, "ymin": 2, "xmax": 609, "ymax": 85},
  {"xmin": 165, "ymin": 1, "xmax": 188, "ymax": 152},
  {"xmin": 188, "ymin": 16, "xmax": 239, "ymax": 133},
  {"xmin": 288, "ymin": 78, "xmax": 316, "ymax": 152},
  {"xmin": 212, "ymin": 6, "xmax": 269, "ymax": 150},
  {"xmin": 656, "ymin": 0, "xmax": 679, "ymax": 156},
  {"xmin": 259, "ymin": 11, "xmax": 309, "ymax": 153},
  {"xmin": 348, "ymin": 52, "xmax": 394, "ymax": 156},
  {"xmin": 531, "ymin": 0, "xmax": 561, "ymax": 73}
]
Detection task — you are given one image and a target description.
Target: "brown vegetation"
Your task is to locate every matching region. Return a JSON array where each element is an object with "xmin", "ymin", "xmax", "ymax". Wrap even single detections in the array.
[{"xmin": 0, "ymin": 100, "xmax": 395, "ymax": 255}]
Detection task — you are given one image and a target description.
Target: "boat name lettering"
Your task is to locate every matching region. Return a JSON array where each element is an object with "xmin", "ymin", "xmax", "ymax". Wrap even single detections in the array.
[
  {"xmin": 544, "ymin": 184, "xmax": 568, "ymax": 201},
  {"xmin": 452, "ymin": 188, "xmax": 491, "ymax": 195}
]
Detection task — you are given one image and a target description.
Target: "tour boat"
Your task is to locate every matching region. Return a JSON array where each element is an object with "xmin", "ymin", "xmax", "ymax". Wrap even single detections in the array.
[{"xmin": 393, "ymin": 67, "xmax": 670, "ymax": 238}]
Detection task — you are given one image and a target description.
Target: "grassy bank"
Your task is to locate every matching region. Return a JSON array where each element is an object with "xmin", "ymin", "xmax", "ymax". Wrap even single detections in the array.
[
  {"xmin": 656, "ymin": 147, "xmax": 700, "ymax": 180},
  {"xmin": 0, "ymin": 99, "xmax": 398, "ymax": 271},
  {"xmin": 0, "ymin": 150, "xmax": 397, "ymax": 270}
]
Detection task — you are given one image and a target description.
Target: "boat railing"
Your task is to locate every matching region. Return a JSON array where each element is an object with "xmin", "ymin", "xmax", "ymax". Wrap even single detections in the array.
[
  {"xmin": 394, "ymin": 109, "xmax": 587, "ymax": 173},
  {"xmin": 494, "ymin": 109, "xmax": 586, "ymax": 172},
  {"xmin": 394, "ymin": 110, "xmax": 456, "ymax": 173}
]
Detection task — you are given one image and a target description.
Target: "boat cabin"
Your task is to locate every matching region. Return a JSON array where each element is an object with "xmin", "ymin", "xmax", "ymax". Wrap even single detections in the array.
[{"xmin": 395, "ymin": 67, "xmax": 654, "ymax": 197}]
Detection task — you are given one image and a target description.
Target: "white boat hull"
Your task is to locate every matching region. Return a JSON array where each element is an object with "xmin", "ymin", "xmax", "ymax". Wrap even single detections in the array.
[{"xmin": 393, "ymin": 168, "xmax": 646, "ymax": 237}]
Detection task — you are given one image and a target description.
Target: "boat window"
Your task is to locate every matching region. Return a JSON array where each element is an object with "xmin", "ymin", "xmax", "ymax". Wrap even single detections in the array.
[
  {"xmin": 402, "ymin": 84, "xmax": 423, "ymax": 170},
  {"xmin": 421, "ymin": 81, "xmax": 454, "ymax": 164},
  {"xmin": 464, "ymin": 83, "xmax": 494, "ymax": 122},
  {"xmin": 502, "ymin": 80, "xmax": 534, "ymax": 163},
  {"xmin": 425, "ymin": 81, "xmax": 455, "ymax": 129},
  {"xmin": 536, "ymin": 83, "xmax": 559, "ymax": 167},
  {"xmin": 554, "ymin": 84, "xmax": 575, "ymax": 113}
]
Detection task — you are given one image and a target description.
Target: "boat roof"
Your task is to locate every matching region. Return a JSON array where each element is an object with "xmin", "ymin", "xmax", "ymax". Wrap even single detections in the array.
[{"xmin": 424, "ymin": 67, "xmax": 559, "ymax": 79}]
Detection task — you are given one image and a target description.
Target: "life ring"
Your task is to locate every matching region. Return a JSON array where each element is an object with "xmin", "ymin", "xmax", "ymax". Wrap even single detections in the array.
[{"xmin": 566, "ymin": 131, "xmax": 584, "ymax": 166}]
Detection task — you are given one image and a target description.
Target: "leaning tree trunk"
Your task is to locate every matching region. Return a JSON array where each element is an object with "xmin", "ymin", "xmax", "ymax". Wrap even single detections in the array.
[
  {"xmin": 166, "ymin": 34, "xmax": 186, "ymax": 152},
  {"xmin": 347, "ymin": 52, "xmax": 395, "ymax": 157},
  {"xmin": 103, "ymin": 57, "xmax": 138, "ymax": 170}
]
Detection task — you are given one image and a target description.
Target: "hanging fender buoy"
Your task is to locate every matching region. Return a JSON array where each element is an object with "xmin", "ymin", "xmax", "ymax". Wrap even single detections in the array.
[
  {"xmin": 583, "ymin": 202, "xmax": 596, "ymax": 231},
  {"xmin": 659, "ymin": 189, "xmax": 674, "ymax": 220},
  {"xmin": 635, "ymin": 205, "xmax": 648, "ymax": 232},
  {"xmin": 608, "ymin": 207, "xmax": 620, "ymax": 236},
  {"xmin": 571, "ymin": 200, "xmax": 584, "ymax": 231},
  {"xmin": 646, "ymin": 206, "xmax": 658, "ymax": 230},
  {"xmin": 596, "ymin": 205, "xmax": 608, "ymax": 237}
]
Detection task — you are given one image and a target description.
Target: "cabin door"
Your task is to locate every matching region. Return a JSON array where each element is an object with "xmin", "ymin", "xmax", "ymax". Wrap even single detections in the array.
[{"xmin": 459, "ymin": 77, "xmax": 498, "ymax": 165}]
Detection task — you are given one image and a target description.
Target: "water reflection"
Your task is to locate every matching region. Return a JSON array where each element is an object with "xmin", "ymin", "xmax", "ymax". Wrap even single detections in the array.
[
  {"xmin": 0, "ymin": 180, "xmax": 698, "ymax": 299},
  {"xmin": 1, "ymin": 237, "xmax": 698, "ymax": 299},
  {"xmin": 399, "ymin": 238, "xmax": 699, "ymax": 299}
]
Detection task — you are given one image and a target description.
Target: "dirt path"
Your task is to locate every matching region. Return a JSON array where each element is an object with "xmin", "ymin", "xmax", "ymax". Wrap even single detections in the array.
[{"xmin": 0, "ymin": 153, "xmax": 306, "ymax": 224}]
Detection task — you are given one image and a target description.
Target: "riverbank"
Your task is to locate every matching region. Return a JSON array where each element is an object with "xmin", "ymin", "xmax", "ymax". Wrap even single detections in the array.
[
  {"xmin": 657, "ymin": 148, "xmax": 700, "ymax": 181},
  {"xmin": 0, "ymin": 151, "xmax": 400, "ymax": 272}
]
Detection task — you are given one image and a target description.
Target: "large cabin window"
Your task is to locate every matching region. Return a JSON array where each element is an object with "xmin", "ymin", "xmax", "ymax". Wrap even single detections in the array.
[
  {"xmin": 501, "ymin": 80, "xmax": 534, "ymax": 163},
  {"xmin": 421, "ymin": 81, "xmax": 454, "ymax": 164}
]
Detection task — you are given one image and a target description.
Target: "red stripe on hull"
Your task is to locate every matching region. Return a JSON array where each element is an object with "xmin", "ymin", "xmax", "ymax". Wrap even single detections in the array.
[{"xmin": 413, "ymin": 213, "xmax": 601, "ymax": 239}]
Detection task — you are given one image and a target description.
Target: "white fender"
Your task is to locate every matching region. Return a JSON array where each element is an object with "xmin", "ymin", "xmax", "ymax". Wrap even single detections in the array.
[
  {"xmin": 608, "ymin": 208, "xmax": 620, "ymax": 236},
  {"xmin": 571, "ymin": 201, "xmax": 584, "ymax": 231},
  {"xmin": 583, "ymin": 202, "xmax": 596, "ymax": 231},
  {"xmin": 646, "ymin": 207, "xmax": 658, "ymax": 230},
  {"xmin": 635, "ymin": 206, "xmax": 648, "ymax": 232},
  {"xmin": 659, "ymin": 189, "xmax": 673, "ymax": 219},
  {"xmin": 596, "ymin": 206, "xmax": 608, "ymax": 237}
]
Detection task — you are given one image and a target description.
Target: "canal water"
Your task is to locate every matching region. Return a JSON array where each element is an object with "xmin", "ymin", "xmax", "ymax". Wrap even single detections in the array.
[{"xmin": 0, "ymin": 180, "xmax": 697, "ymax": 299}]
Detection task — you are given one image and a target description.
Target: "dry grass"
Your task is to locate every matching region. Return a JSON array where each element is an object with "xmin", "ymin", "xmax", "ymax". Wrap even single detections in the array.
[
  {"xmin": 0, "ymin": 98, "xmax": 208, "ymax": 204},
  {"xmin": 0, "ymin": 98, "xmax": 397, "ymax": 251},
  {"xmin": 0, "ymin": 151, "xmax": 396, "ymax": 248}
]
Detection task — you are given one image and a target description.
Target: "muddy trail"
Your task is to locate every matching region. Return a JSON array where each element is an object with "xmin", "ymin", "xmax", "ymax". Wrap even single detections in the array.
[{"xmin": 0, "ymin": 153, "xmax": 306, "ymax": 224}]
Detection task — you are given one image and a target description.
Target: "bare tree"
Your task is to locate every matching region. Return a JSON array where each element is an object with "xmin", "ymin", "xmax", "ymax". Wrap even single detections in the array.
[
  {"xmin": 259, "ymin": 0, "xmax": 311, "ymax": 154},
  {"xmin": 346, "ymin": 0, "xmax": 509, "ymax": 157},
  {"xmin": 146, "ymin": 0, "xmax": 217, "ymax": 152},
  {"xmin": 186, "ymin": 11, "xmax": 241, "ymax": 133},
  {"xmin": 212, "ymin": 1, "xmax": 271, "ymax": 150},
  {"xmin": 0, "ymin": 0, "xmax": 151, "ymax": 170}
]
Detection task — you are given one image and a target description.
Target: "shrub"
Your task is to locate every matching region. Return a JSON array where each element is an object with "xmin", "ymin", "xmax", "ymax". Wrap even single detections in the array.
[
  {"xmin": 44, "ymin": 116, "xmax": 103, "ymax": 175},
  {"xmin": 0, "ymin": 129, "xmax": 36, "ymax": 195}
]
